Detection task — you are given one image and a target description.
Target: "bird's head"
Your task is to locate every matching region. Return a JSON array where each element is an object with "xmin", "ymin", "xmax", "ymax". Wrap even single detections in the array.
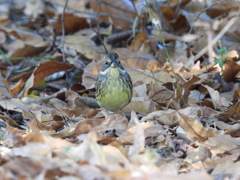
[{"xmin": 99, "ymin": 52, "xmax": 126, "ymax": 77}]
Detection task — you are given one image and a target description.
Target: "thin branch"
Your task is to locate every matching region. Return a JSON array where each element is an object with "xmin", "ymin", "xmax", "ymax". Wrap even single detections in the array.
[
  {"xmin": 88, "ymin": 0, "xmax": 108, "ymax": 54},
  {"xmin": 61, "ymin": 0, "xmax": 69, "ymax": 62},
  {"xmin": 188, "ymin": 0, "xmax": 225, "ymax": 34},
  {"xmin": 96, "ymin": 0, "xmax": 102, "ymax": 37}
]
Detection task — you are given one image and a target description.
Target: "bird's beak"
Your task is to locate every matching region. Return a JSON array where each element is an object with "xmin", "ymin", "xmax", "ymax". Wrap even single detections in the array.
[{"xmin": 111, "ymin": 61, "xmax": 117, "ymax": 68}]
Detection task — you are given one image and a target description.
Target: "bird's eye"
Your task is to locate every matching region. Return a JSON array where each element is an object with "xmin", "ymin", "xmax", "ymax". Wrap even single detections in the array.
[{"xmin": 105, "ymin": 61, "xmax": 109, "ymax": 65}]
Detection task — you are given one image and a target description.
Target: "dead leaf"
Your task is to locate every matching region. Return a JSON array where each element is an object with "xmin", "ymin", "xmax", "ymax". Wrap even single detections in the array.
[
  {"xmin": 203, "ymin": 134, "xmax": 240, "ymax": 155},
  {"xmin": 64, "ymin": 34, "xmax": 101, "ymax": 60},
  {"xmin": 53, "ymin": 13, "xmax": 89, "ymax": 35},
  {"xmin": 0, "ymin": 28, "xmax": 49, "ymax": 57},
  {"xmin": 223, "ymin": 59, "xmax": 240, "ymax": 82},
  {"xmin": 141, "ymin": 109, "xmax": 179, "ymax": 127},
  {"xmin": 221, "ymin": 101, "xmax": 240, "ymax": 121},
  {"xmin": 0, "ymin": 73, "xmax": 11, "ymax": 98},
  {"xmin": 128, "ymin": 31, "xmax": 148, "ymax": 53},
  {"xmin": 23, "ymin": 61, "xmax": 74, "ymax": 95},
  {"xmin": 118, "ymin": 121, "xmax": 154, "ymax": 144},
  {"xmin": 90, "ymin": 0, "xmax": 136, "ymax": 29},
  {"xmin": 203, "ymin": 85, "xmax": 231, "ymax": 110},
  {"xmin": 178, "ymin": 113, "xmax": 217, "ymax": 141},
  {"xmin": 128, "ymin": 111, "xmax": 145, "ymax": 156},
  {"xmin": 10, "ymin": 78, "xmax": 25, "ymax": 96},
  {"xmin": 187, "ymin": 146, "xmax": 212, "ymax": 163}
]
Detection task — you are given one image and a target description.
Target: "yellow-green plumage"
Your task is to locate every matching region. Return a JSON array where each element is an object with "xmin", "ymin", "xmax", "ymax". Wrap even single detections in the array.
[{"xmin": 96, "ymin": 52, "xmax": 132, "ymax": 112}]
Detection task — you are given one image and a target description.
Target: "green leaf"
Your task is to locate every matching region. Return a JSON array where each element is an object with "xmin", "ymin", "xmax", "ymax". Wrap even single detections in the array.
[
  {"xmin": 217, "ymin": 47, "xmax": 227, "ymax": 56},
  {"xmin": 214, "ymin": 59, "xmax": 224, "ymax": 68}
]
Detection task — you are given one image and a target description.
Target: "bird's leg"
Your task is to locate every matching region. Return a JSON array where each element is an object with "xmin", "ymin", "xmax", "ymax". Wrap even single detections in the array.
[
  {"xmin": 120, "ymin": 108, "xmax": 126, "ymax": 117},
  {"xmin": 101, "ymin": 108, "xmax": 109, "ymax": 118}
]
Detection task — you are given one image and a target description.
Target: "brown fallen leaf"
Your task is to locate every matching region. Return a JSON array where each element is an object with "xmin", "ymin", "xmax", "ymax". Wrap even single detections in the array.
[
  {"xmin": 203, "ymin": 134, "xmax": 240, "ymax": 155},
  {"xmin": 53, "ymin": 13, "xmax": 89, "ymax": 35},
  {"xmin": 90, "ymin": 0, "xmax": 136, "ymax": 29},
  {"xmin": 128, "ymin": 31, "xmax": 149, "ymax": 53},
  {"xmin": 211, "ymin": 161, "xmax": 240, "ymax": 179},
  {"xmin": 0, "ymin": 28, "xmax": 49, "ymax": 57},
  {"xmin": 128, "ymin": 111, "xmax": 145, "ymax": 157},
  {"xmin": 58, "ymin": 132, "xmax": 131, "ymax": 170},
  {"xmin": 204, "ymin": 153, "xmax": 239, "ymax": 172},
  {"xmin": 23, "ymin": 61, "xmax": 75, "ymax": 96},
  {"xmin": 9, "ymin": 78, "xmax": 25, "ymax": 96},
  {"xmin": 187, "ymin": 146, "xmax": 212, "ymax": 163},
  {"xmin": 114, "ymin": 48, "xmax": 161, "ymax": 71},
  {"xmin": 220, "ymin": 101, "xmax": 240, "ymax": 121},
  {"xmin": 118, "ymin": 121, "xmax": 156, "ymax": 145},
  {"xmin": 178, "ymin": 113, "xmax": 217, "ymax": 141},
  {"xmin": 0, "ymin": 98, "xmax": 32, "ymax": 113},
  {"xmin": 223, "ymin": 59, "xmax": 240, "ymax": 82},
  {"xmin": 0, "ymin": 73, "xmax": 11, "ymax": 98},
  {"xmin": 215, "ymin": 121, "xmax": 240, "ymax": 137},
  {"xmin": 24, "ymin": 130, "xmax": 72, "ymax": 148},
  {"xmin": 141, "ymin": 109, "xmax": 179, "ymax": 127},
  {"xmin": 203, "ymin": 85, "xmax": 230, "ymax": 110},
  {"xmin": 206, "ymin": 1, "xmax": 239, "ymax": 19},
  {"xmin": 64, "ymin": 35, "xmax": 101, "ymax": 60}
]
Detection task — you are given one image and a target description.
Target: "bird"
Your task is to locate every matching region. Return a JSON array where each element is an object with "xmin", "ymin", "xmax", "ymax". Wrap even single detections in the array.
[{"xmin": 95, "ymin": 52, "xmax": 132, "ymax": 113}]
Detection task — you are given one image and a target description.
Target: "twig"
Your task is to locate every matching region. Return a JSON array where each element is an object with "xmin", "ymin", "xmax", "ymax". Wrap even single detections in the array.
[
  {"xmin": 61, "ymin": 0, "xmax": 69, "ymax": 62},
  {"xmin": 188, "ymin": 0, "xmax": 225, "ymax": 34},
  {"xmin": 88, "ymin": 0, "xmax": 108, "ymax": 54},
  {"xmin": 190, "ymin": 14, "xmax": 239, "ymax": 62},
  {"xmin": 107, "ymin": 29, "xmax": 140, "ymax": 43},
  {"xmin": 96, "ymin": 0, "xmax": 102, "ymax": 37}
]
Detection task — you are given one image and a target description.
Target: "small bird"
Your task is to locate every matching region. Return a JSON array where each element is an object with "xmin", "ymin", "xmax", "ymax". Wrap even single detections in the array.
[{"xmin": 95, "ymin": 52, "xmax": 132, "ymax": 113}]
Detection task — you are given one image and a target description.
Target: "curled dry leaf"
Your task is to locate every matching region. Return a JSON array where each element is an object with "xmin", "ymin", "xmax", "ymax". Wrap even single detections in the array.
[
  {"xmin": 9, "ymin": 79, "xmax": 25, "ymax": 96},
  {"xmin": 23, "ymin": 61, "xmax": 75, "ymax": 96},
  {"xmin": 118, "ymin": 121, "xmax": 155, "ymax": 145},
  {"xmin": 141, "ymin": 109, "xmax": 179, "ymax": 127},
  {"xmin": 203, "ymin": 85, "xmax": 231, "ymax": 110}
]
